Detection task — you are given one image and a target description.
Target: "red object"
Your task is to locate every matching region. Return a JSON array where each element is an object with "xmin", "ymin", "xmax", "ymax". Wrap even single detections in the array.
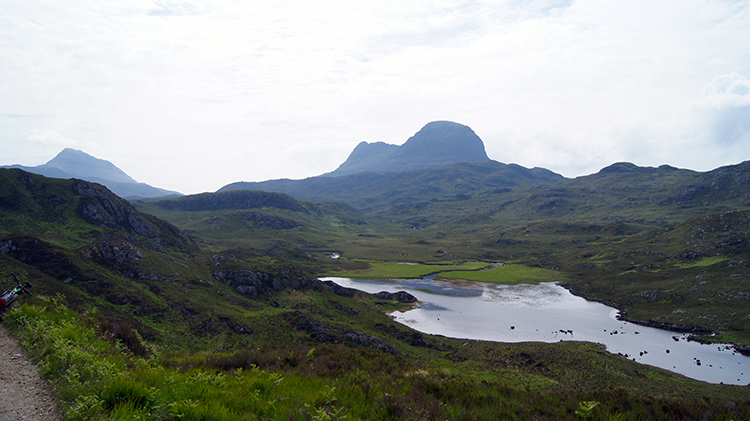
[{"xmin": 0, "ymin": 297, "xmax": 6, "ymax": 314}]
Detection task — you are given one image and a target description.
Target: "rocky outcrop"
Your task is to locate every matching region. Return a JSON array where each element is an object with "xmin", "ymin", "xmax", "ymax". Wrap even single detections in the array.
[
  {"xmin": 374, "ymin": 291, "xmax": 417, "ymax": 303},
  {"xmin": 321, "ymin": 280, "xmax": 357, "ymax": 298},
  {"xmin": 73, "ymin": 180, "xmax": 193, "ymax": 251},
  {"xmin": 92, "ymin": 240, "xmax": 144, "ymax": 266},
  {"xmin": 218, "ymin": 316, "xmax": 253, "ymax": 334},
  {"xmin": 291, "ymin": 311, "xmax": 401, "ymax": 355},
  {"xmin": 82, "ymin": 239, "xmax": 151, "ymax": 280},
  {"xmin": 75, "ymin": 180, "xmax": 158, "ymax": 236},
  {"xmin": 213, "ymin": 266, "xmax": 317, "ymax": 296}
]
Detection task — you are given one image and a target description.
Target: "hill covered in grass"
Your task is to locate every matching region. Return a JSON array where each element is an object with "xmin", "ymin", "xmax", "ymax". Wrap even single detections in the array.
[{"xmin": 2, "ymin": 163, "xmax": 750, "ymax": 419}]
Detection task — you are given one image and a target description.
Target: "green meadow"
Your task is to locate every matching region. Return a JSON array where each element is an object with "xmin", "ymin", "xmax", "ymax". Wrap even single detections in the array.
[{"xmin": 438, "ymin": 264, "xmax": 567, "ymax": 284}]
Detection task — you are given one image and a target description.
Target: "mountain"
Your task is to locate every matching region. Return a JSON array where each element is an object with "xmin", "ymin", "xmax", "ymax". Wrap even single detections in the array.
[
  {"xmin": 3, "ymin": 148, "xmax": 181, "ymax": 199},
  {"xmin": 324, "ymin": 121, "xmax": 490, "ymax": 176},
  {"xmin": 220, "ymin": 121, "xmax": 561, "ymax": 209},
  {"xmin": 219, "ymin": 160, "xmax": 565, "ymax": 210}
]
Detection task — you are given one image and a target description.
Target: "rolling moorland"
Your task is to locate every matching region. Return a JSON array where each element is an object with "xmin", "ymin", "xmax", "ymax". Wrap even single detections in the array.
[{"xmin": 1, "ymin": 122, "xmax": 750, "ymax": 419}]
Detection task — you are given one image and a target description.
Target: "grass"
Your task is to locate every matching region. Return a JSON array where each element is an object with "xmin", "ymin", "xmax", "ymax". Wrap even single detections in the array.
[
  {"xmin": 4, "ymin": 167, "xmax": 750, "ymax": 418},
  {"xmin": 330, "ymin": 261, "xmax": 491, "ymax": 279},
  {"xmin": 673, "ymin": 256, "xmax": 728, "ymax": 268},
  {"xmin": 437, "ymin": 264, "xmax": 567, "ymax": 284},
  {"xmin": 7, "ymin": 297, "xmax": 750, "ymax": 420}
]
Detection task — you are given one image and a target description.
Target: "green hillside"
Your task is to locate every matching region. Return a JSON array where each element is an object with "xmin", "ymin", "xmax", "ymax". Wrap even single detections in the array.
[{"xmin": 2, "ymin": 167, "xmax": 750, "ymax": 419}]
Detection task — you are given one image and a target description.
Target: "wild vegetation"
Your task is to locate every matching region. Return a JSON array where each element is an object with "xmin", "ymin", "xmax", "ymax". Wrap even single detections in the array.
[
  {"xmin": 7, "ymin": 298, "xmax": 750, "ymax": 420},
  {"xmin": 2, "ymin": 163, "xmax": 750, "ymax": 419}
]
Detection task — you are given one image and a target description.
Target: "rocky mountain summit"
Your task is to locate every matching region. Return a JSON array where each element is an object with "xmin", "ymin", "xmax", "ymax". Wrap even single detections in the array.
[
  {"xmin": 3, "ymin": 148, "xmax": 181, "ymax": 199},
  {"xmin": 325, "ymin": 121, "xmax": 490, "ymax": 177}
]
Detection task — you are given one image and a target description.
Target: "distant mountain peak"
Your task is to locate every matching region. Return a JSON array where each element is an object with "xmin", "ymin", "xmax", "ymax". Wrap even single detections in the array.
[
  {"xmin": 326, "ymin": 121, "xmax": 490, "ymax": 177},
  {"xmin": 45, "ymin": 148, "xmax": 137, "ymax": 184},
  {"xmin": 1, "ymin": 149, "xmax": 181, "ymax": 199}
]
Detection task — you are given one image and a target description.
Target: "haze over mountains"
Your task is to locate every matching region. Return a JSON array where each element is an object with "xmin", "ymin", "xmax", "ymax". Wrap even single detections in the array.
[{"xmin": 2, "ymin": 148, "xmax": 182, "ymax": 199}]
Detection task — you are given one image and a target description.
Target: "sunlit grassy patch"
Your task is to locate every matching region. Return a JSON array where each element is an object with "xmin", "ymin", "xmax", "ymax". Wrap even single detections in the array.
[
  {"xmin": 674, "ymin": 255, "xmax": 727, "ymax": 268},
  {"xmin": 438, "ymin": 264, "xmax": 566, "ymax": 284},
  {"xmin": 331, "ymin": 261, "xmax": 491, "ymax": 279}
]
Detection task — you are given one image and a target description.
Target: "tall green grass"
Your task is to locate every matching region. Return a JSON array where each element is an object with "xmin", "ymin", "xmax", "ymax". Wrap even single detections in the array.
[{"xmin": 6, "ymin": 297, "xmax": 750, "ymax": 420}]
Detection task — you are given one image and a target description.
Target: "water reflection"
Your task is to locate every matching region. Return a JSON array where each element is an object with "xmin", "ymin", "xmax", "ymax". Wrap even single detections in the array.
[{"xmin": 322, "ymin": 277, "xmax": 749, "ymax": 386}]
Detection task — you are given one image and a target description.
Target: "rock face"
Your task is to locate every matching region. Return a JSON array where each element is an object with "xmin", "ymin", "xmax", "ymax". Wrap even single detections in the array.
[
  {"xmin": 326, "ymin": 121, "xmax": 490, "ymax": 176},
  {"xmin": 73, "ymin": 179, "xmax": 193, "ymax": 252}
]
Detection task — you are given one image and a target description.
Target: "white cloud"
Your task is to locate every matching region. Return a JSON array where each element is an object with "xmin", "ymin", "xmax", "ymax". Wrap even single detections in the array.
[
  {"xmin": 697, "ymin": 73, "xmax": 750, "ymax": 146},
  {"xmin": 1, "ymin": 0, "xmax": 749, "ymax": 192}
]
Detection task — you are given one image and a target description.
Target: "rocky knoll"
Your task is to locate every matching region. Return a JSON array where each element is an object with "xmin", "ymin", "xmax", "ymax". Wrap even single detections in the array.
[
  {"xmin": 152, "ymin": 190, "xmax": 306, "ymax": 213},
  {"xmin": 375, "ymin": 290, "xmax": 418, "ymax": 303},
  {"xmin": 212, "ymin": 267, "xmax": 316, "ymax": 296},
  {"xmin": 73, "ymin": 179, "xmax": 193, "ymax": 252},
  {"xmin": 211, "ymin": 261, "xmax": 354, "ymax": 297},
  {"xmin": 326, "ymin": 121, "xmax": 490, "ymax": 177},
  {"xmin": 0, "ymin": 169, "xmax": 192, "ymax": 252}
]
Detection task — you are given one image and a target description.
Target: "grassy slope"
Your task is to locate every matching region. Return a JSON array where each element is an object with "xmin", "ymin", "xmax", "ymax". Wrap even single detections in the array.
[
  {"xmin": 3, "ymin": 168, "xmax": 750, "ymax": 419},
  {"xmin": 7, "ymin": 299, "xmax": 750, "ymax": 420},
  {"xmin": 139, "ymin": 182, "xmax": 750, "ymax": 344}
]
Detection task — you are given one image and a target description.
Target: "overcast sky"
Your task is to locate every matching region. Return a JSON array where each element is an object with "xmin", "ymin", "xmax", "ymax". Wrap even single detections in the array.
[{"xmin": 2, "ymin": 0, "xmax": 750, "ymax": 194}]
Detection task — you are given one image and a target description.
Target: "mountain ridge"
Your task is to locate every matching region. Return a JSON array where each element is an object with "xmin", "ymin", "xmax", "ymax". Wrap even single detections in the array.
[
  {"xmin": 219, "ymin": 160, "xmax": 565, "ymax": 206},
  {"xmin": 3, "ymin": 148, "xmax": 181, "ymax": 200}
]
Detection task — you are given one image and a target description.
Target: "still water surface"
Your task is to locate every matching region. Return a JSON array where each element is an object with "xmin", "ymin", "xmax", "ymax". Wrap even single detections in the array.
[{"xmin": 322, "ymin": 276, "xmax": 749, "ymax": 385}]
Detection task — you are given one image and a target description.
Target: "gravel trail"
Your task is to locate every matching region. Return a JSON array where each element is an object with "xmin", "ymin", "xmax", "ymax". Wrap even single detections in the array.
[{"xmin": 0, "ymin": 323, "xmax": 59, "ymax": 421}]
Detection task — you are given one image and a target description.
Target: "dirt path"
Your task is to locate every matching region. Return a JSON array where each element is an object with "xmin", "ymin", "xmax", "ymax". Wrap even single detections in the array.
[{"xmin": 0, "ymin": 323, "xmax": 59, "ymax": 421}]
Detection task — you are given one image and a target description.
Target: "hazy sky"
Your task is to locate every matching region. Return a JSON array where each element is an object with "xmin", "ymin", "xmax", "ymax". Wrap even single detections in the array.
[{"xmin": 2, "ymin": 0, "xmax": 750, "ymax": 194}]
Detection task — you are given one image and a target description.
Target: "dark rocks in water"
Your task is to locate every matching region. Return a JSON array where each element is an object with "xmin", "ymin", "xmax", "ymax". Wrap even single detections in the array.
[
  {"xmin": 686, "ymin": 334, "xmax": 713, "ymax": 345},
  {"xmin": 374, "ymin": 290, "xmax": 417, "ymax": 303}
]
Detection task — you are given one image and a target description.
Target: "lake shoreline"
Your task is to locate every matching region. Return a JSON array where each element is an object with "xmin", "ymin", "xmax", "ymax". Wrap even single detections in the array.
[{"xmin": 325, "ymin": 276, "xmax": 750, "ymax": 385}]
